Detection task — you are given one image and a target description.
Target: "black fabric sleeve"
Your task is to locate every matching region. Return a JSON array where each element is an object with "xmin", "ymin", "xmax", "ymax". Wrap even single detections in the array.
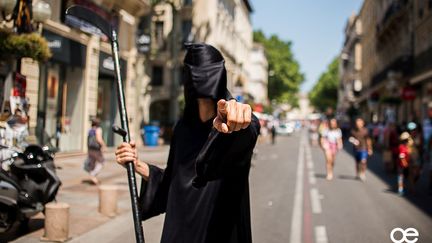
[
  {"xmin": 193, "ymin": 115, "xmax": 260, "ymax": 188},
  {"xmin": 138, "ymin": 136, "xmax": 175, "ymax": 220}
]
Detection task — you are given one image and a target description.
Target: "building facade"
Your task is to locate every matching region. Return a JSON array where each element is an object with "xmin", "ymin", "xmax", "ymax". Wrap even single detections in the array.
[
  {"xmin": 245, "ymin": 43, "xmax": 269, "ymax": 106},
  {"xmin": 142, "ymin": 0, "xmax": 254, "ymax": 130},
  {"xmin": 340, "ymin": 0, "xmax": 432, "ymax": 124},
  {"xmin": 411, "ymin": 0, "xmax": 432, "ymax": 121},
  {"xmin": 339, "ymin": 13, "xmax": 362, "ymax": 118},
  {"xmin": 0, "ymin": 0, "xmax": 151, "ymax": 152}
]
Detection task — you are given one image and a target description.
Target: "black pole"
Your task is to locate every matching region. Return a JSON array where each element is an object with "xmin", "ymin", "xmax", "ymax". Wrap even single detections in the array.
[{"xmin": 111, "ymin": 30, "xmax": 145, "ymax": 243}]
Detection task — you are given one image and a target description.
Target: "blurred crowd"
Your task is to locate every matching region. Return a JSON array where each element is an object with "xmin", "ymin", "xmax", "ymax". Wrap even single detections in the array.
[{"xmin": 308, "ymin": 102, "xmax": 432, "ymax": 196}]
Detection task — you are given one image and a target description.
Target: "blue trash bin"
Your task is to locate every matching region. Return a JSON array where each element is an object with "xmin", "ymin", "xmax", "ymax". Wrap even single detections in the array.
[{"xmin": 143, "ymin": 125, "xmax": 160, "ymax": 146}]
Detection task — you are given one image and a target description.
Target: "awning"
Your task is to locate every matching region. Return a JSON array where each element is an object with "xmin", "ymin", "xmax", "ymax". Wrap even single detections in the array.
[
  {"xmin": 410, "ymin": 70, "xmax": 432, "ymax": 85},
  {"xmin": 43, "ymin": 29, "xmax": 86, "ymax": 68}
]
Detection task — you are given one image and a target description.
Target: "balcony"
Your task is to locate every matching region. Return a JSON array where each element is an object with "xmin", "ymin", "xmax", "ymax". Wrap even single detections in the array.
[
  {"xmin": 370, "ymin": 55, "xmax": 413, "ymax": 87},
  {"xmin": 414, "ymin": 46, "xmax": 432, "ymax": 76},
  {"xmin": 376, "ymin": 0, "xmax": 410, "ymax": 40}
]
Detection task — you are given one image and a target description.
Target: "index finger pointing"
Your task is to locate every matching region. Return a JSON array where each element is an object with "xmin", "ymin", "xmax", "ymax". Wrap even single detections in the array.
[{"xmin": 217, "ymin": 99, "xmax": 228, "ymax": 114}]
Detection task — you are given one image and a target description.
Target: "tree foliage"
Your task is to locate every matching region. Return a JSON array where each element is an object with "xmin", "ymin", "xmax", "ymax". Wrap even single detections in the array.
[
  {"xmin": 309, "ymin": 57, "xmax": 339, "ymax": 112},
  {"xmin": 253, "ymin": 30, "xmax": 304, "ymax": 107}
]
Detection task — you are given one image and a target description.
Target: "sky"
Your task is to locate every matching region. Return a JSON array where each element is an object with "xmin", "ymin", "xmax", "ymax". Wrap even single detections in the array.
[{"xmin": 251, "ymin": 0, "xmax": 363, "ymax": 93}]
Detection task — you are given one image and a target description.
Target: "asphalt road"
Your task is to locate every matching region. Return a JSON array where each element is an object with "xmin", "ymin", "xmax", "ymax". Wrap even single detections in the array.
[{"xmin": 73, "ymin": 130, "xmax": 432, "ymax": 243}]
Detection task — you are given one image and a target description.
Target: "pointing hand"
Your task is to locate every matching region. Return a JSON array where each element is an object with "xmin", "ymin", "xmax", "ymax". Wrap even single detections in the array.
[{"xmin": 213, "ymin": 99, "xmax": 252, "ymax": 133}]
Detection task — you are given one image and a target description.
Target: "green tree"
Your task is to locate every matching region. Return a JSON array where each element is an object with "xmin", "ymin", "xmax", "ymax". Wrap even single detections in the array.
[
  {"xmin": 308, "ymin": 57, "xmax": 339, "ymax": 112},
  {"xmin": 253, "ymin": 30, "xmax": 304, "ymax": 107}
]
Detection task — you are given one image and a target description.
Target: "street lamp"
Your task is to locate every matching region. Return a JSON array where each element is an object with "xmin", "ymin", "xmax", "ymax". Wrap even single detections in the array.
[
  {"xmin": 0, "ymin": 0, "xmax": 16, "ymax": 16},
  {"xmin": 33, "ymin": 0, "xmax": 51, "ymax": 23}
]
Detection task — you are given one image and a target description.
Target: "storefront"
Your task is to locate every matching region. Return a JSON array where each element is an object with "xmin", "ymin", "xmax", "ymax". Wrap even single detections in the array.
[
  {"xmin": 36, "ymin": 29, "xmax": 86, "ymax": 152},
  {"xmin": 97, "ymin": 51, "xmax": 127, "ymax": 147}
]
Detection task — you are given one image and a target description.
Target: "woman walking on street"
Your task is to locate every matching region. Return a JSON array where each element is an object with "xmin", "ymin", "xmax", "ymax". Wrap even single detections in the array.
[
  {"xmin": 397, "ymin": 132, "xmax": 412, "ymax": 196},
  {"xmin": 350, "ymin": 118, "xmax": 373, "ymax": 181},
  {"xmin": 84, "ymin": 118, "xmax": 106, "ymax": 185},
  {"xmin": 322, "ymin": 118, "xmax": 343, "ymax": 180},
  {"xmin": 319, "ymin": 119, "xmax": 329, "ymax": 149}
]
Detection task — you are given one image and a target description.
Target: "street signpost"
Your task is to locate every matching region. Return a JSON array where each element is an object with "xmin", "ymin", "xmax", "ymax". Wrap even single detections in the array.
[{"xmin": 65, "ymin": 6, "xmax": 145, "ymax": 243}]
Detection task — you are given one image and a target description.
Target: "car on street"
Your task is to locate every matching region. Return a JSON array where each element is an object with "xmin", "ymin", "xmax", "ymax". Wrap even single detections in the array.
[{"xmin": 276, "ymin": 122, "xmax": 295, "ymax": 135}]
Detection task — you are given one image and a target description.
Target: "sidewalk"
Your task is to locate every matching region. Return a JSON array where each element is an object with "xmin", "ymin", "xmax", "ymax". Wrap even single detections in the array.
[{"xmin": 10, "ymin": 145, "xmax": 169, "ymax": 243}]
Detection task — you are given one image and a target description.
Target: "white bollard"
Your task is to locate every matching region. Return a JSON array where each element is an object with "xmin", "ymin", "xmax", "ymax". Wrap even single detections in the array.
[
  {"xmin": 41, "ymin": 202, "xmax": 70, "ymax": 242},
  {"xmin": 98, "ymin": 185, "xmax": 118, "ymax": 217}
]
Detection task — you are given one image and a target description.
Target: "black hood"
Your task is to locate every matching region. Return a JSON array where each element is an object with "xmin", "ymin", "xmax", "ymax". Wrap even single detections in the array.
[{"xmin": 182, "ymin": 43, "xmax": 232, "ymax": 121}]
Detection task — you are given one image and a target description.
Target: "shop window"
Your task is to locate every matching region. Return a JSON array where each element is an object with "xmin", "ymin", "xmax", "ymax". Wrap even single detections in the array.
[{"xmin": 151, "ymin": 66, "xmax": 164, "ymax": 86}]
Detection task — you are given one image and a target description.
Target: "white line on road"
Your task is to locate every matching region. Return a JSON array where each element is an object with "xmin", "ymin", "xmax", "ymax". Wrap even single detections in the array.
[
  {"xmin": 308, "ymin": 170, "xmax": 316, "ymax": 185},
  {"xmin": 315, "ymin": 225, "xmax": 329, "ymax": 243},
  {"xmin": 307, "ymin": 160, "xmax": 314, "ymax": 170},
  {"xmin": 310, "ymin": 188, "xmax": 322, "ymax": 214},
  {"xmin": 289, "ymin": 134, "xmax": 305, "ymax": 243}
]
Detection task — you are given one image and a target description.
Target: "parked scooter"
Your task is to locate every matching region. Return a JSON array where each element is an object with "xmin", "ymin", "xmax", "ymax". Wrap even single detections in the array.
[{"xmin": 0, "ymin": 144, "xmax": 61, "ymax": 233}]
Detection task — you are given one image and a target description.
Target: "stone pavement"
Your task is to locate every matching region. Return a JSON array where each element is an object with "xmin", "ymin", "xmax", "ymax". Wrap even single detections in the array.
[{"xmin": 7, "ymin": 146, "xmax": 169, "ymax": 243}]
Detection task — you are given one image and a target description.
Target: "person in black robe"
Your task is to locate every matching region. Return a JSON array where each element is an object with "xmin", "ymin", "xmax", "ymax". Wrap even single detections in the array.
[{"xmin": 115, "ymin": 43, "xmax": 260, "ymax": 243}]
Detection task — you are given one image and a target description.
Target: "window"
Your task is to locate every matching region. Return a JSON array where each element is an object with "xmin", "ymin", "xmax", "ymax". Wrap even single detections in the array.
[
  {"xmin": 151, "ymin": 66, "xmax": 164, "ymax": 86},
  {"xmin": 155, "ymin": 21, "xmax": 164, "ymax": 49},
  {"xmin": 419, "ymin": 0, "xmax": 425, "ymax": 18},
  {"xmin": 182, "ymin": 20, "xmax": 192, "ymax": 43},
  {"xmin": 219, "ymin": 0, "xmax": 235, "ymax": 19},
  {"xmin": 183, "ymin": 0, "xmax": 192, "ymax": 5}
]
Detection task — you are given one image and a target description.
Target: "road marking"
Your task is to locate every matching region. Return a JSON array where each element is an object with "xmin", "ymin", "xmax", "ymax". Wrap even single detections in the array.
[
  {"xmin": 308, "ymin": 170, "xmax": 316, "ymax": 185},
  {"xmin": 307, "ymin": 160, "xmax": 314, "ymax": 170},
  {"xmin": 315, "ymin": 225, "xmax": 329, "ymax": 243},
  {"xmin": 290, "ymin": 135, "xmax": 305, "ymax": 243},
  {"xmin": 310, "ymin": 188, "xmax": 322, "ymax": 214}
]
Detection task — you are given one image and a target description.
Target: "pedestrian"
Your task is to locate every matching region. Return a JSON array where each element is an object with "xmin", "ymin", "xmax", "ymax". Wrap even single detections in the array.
[
  {"xmin": 83, "ymin": 118, "xmax": 106, "ymax": 185},
  {"xmin": 349, "ymin": 118, "xmax": 373, "ymax": 181},
  {"xmin": 384, "ymin": 122, "xmax": 399, "ymax": 173},
  {"xmin": 407, "ymin": 122, "xmax": 423, "ymax": 185},
  {"xmin": 271, "ymin": 123, "xmax": 277, "ymax": 145},
  {"xmin": 115, "ymin": 44, "xmax": 260, "ymax": 243},
  {"xmin": 319, "ymin": 119, "xmax": 329, "ymax": 150},
  {"xmin": 423, "ymin": 102, "xmax": 432, "ymax": 194},
  {"xmin": 397, "ymin": 132, "xmax": 412, "ymax": 196},
  {"xmin": 309, "ymin": 119, "xmax": 319, "ymax": 146},
  {"xmin": 7, "ymin": 108, "xmax": 29, "ymax": 148},
  {"xmin": 321, "ymin": 118, "xmax": 343, "ymax": 180}
]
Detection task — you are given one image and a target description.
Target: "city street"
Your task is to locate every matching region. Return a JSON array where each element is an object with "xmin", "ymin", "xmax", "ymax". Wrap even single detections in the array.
[
  {"xmin": 2, "ymin": 1, "xmax": 432, "ymax": 243},
  {"xmin": 53, "ymin": 131, "xmax": 432, "ymax": 243}
]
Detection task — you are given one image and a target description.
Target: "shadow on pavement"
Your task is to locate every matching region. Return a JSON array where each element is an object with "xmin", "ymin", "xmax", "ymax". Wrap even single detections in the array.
[
  {"xmin": 342, "ymin": 140, "xmax": 432, "ymax": 218},
  {"xmin": 314, "ymin": 173, "xmax": 327, "ymax": 179},
  {"xmin": 338, "ymin": 175, "xmax": 359, "ymax": 181}
]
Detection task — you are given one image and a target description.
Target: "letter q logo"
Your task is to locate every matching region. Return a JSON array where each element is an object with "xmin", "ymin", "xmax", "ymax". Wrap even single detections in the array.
[{"xmin": 390, "ymin": 228, "xmax": 419, "ymax": 243}]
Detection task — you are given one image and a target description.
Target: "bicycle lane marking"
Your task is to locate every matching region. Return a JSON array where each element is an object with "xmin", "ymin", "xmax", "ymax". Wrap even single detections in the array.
[{"xmin": 289, "ymin": 133, "xmax": 305, "ymax": 243}]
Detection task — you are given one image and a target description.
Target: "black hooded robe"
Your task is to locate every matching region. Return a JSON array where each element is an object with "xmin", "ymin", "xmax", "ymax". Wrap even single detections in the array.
[{"xmin": 138, "ymin": 44, "xmax": 260, "ymax": 243}]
